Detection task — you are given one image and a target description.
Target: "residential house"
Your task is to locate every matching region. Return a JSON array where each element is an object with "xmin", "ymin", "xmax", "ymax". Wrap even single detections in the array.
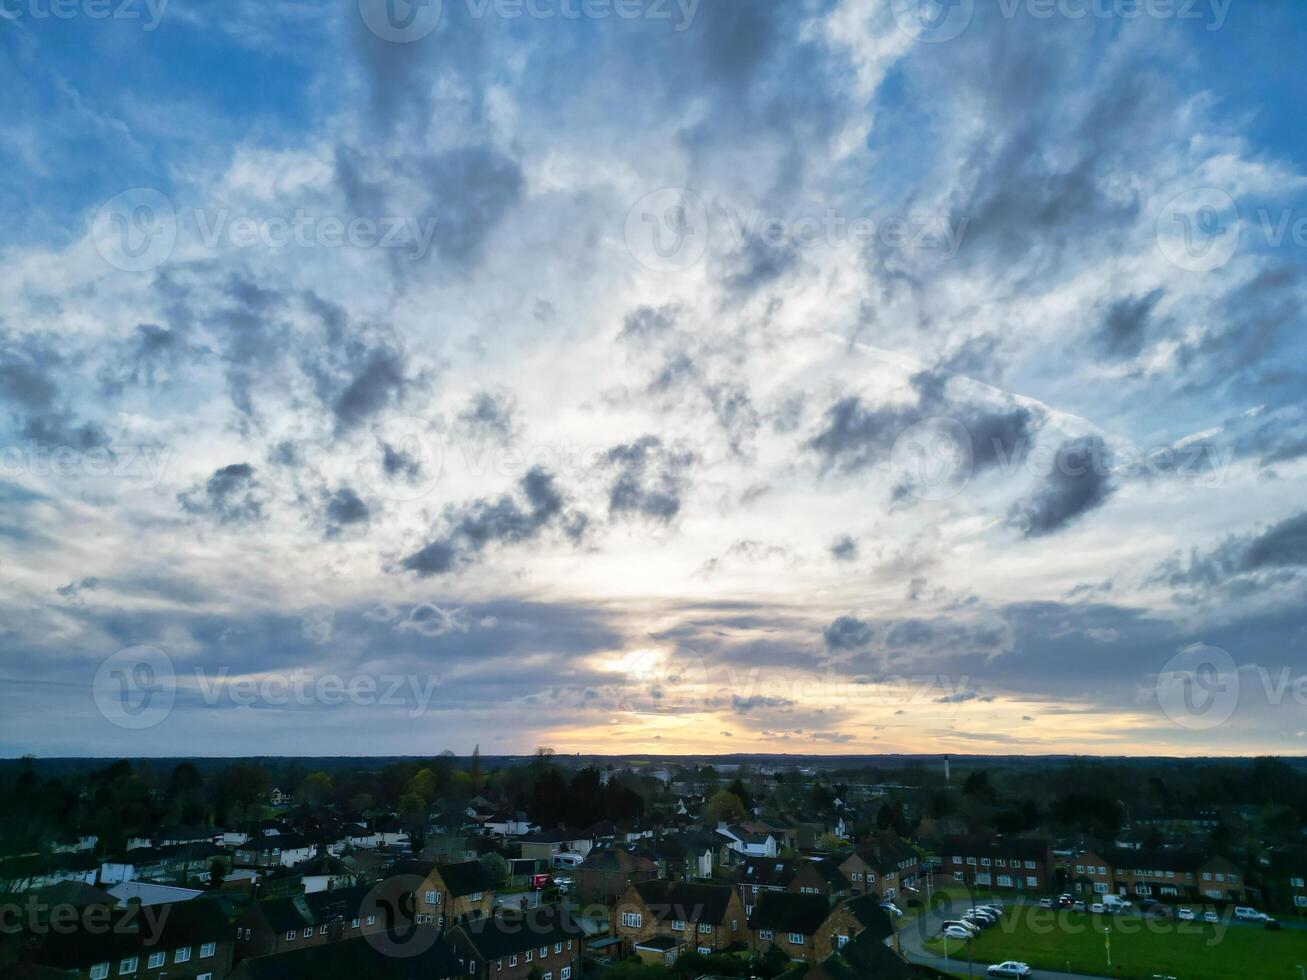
[
  {"xmin": 393, "ymin": 860, "xmax": 496, "ymax": 929},
  {"xmin": 716, "ymin": 824, "xmax": 779, "ymax": 859},
  {"xmin": 737, "ymin": 858, "xmax": 796, "ymax": 918},
  {"xmin": 228, "ymin": 930, "xmax": 465, "ymax": 980},
  {"xmin": 447, "ymin": 908, "xmax": 582, "ymax": 980},
  {"xmin": 1078, "ymin": 848, "xmax": 1247, "ymax": 901},
  {"xmin": 614, "ymin": 880, "xmax": 746, "ymax": 957},
  {"xmin": 235, "ymin": 884, "xmax": 384, "ymax": 960},
  {"xmin": 517, "ymin": 829, "xmax": 594, "ymax": 864},
  {"xmin": 939, "ymin": 836, "xmax": 1054, "ymax": 893},
  {"xmin": 27, "ymin": 897, "xmax": 235, "ymax": 980},
  {"xmin": 234, "ymin": 835, "xmax": 315, "ymax": 870},
  {"xmin": 574, "ymin": 846, "xmax": 659, "ymax": 905},
  {"xmin": 789, "ymin": 859, "xmax": 850, "ymax": 901},
  {"xmin": 838, "ymin": 837, "xmax": 919, "ymax": 900},
  {"xmin": 750, "ymin": 892, "xmax": 897, "ymax": 967}
]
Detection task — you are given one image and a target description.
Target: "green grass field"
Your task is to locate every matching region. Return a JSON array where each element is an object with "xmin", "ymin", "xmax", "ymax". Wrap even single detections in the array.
[{"xmin": 923, "ymin": 906, "xmax": 1307, "ymax": 979}]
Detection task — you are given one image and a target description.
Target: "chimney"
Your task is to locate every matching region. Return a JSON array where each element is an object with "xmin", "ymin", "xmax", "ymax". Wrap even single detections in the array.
[{"xmin": 943, "ymin": 755, "xmax": 950, "ymax": 783}]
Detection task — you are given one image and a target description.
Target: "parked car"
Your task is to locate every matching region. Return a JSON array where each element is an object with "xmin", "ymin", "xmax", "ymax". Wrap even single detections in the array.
[
  {"xmin": 987, "ymin": 962, "xmax": 1032, "ymax": 978},
  {"xmin": 1266, "ymin": 918, "xmax": 1282, "ymax": 931},
  {"xmin": 963, "ymin": 915, "xmax": 992, "ymax": 930},
  {"xmin": 1177, "ymin": 908, "xmax": 1195, "ymax": 921},
  {"xmin": 1038, "ymin": 897, "xmax": 1054, "ymax": 908},
  {"xmin": 1102, "ymin": 895, "xmax": 1133, "ymax": 910},
  {"xmin": 1090, "ymin": 903, "xmax": 1105, "ymax": 914},
  {"xmin": 1071, "ymin": 900, "xmax": 1086, "ymax": 911},
  {"xmin": 1148, "ymin": 903, "xmax": 1173, "ymax": 919},
  {"xmin": 1234, "ymin": 906, "xmax": 1268, "ymax": 922},
  {"xmin": 1204, "ymin": 910, "xmax": 1220, "ymax": 924},
  {"xmin": 943, "ymin": 925, "xmax": 975, "ymax": 941},
  {"xmin": 942, "ymin": 920, "xmax": 979, "ymax": 936},
  {"xmin": 978, "ymin": 904, "xmax": 1005, "ymax": 917},
  {"xmin": 1057, "ymin": 893, "xmax": 1074, "ymax": 907},
  {"xmin": 880, "ymin": 902, "xmax": 903, "ymax": 917}
]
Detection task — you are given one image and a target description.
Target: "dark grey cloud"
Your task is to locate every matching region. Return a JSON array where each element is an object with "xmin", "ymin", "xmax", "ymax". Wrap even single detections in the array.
[
  {"xmin": 604, "ymin": 435, "xmax": 695, "ymax": 524},
  {"xmin": 620, "ymin": 304, "xmax": 679, "ymax": 342},
  {"xmin": 458, "ymin": 391, "xmax": 517, "ymax": 444},
  {"xmin": 1097, "ymin": 288, "xmax": 1165, "ymax": 359},
  {"xmin": 0, "ymin": 335, "xmax": 108, "ymax": 450},
  {"xmin": 56, "ymin": 577, "xmax": 100, "ymax": 600},
  {"xmin": 1155, "ymin": 510, "xmax": 1307, "ymax": 593},
  {"xmin": 1007, "ymin": 436, "xmax": 1114, "ymax": 537},
  {"xmin": 731, "ymin": 694, "xmax": 794, "ymax": 713},
  {"xmin": 178, "ymin": 463, "xmax": 266, "ymax": 524},
  {"xmin": 720, "ymin": 236, "xmax": 799, "ymax": 295},
  {"xmin": 823, "ymin": 615, "xmax": 875, "ymax": 652},
  {"xmin": 830, "ymin": 535, "xmax": 858, "ymax": 562},
  {"xmin": 401, "ymin": 467, "xmax": 585, "ymax": 577},
  {"xmin": 324, "ymin": 486, "xmax": 371, "ymax": 535}
]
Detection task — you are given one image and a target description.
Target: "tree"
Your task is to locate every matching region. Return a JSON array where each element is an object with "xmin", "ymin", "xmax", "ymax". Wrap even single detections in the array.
[
  {"xmin": 297, "ymin": 772, "xmax": 333, "ymax": 807},
  {"xmin": 707, "ymin": 790, "xmax": 746, "ymax": 824},
  {"xmin": 207, "ymin": 857, "xmax": 226, "ymax": 891},
  {"xmin": 480, "ymin": 852, "xmax": 509, "ymax": 886},
  {"xmin": 470, "ymin": 745, "xmax": 483, "ymax": 792}
]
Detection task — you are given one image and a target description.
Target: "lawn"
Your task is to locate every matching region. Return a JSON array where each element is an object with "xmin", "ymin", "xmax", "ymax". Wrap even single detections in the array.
[{"xmin": 923, "ymin": 906, "xmax": 1307, "ymax": 979}]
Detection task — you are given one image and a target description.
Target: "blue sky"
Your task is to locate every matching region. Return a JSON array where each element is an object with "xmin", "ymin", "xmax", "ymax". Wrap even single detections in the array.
[{"xmin": 2, "ymin": 0, "xmax": 1306, "ymax": 757}]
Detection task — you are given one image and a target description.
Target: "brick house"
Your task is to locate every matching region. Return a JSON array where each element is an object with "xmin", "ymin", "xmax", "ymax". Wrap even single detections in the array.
[
  {"xmin": 789, "ymin": 859, "xmax": 850, "ymax": 902},
  {"xmin": 229, "ymin": 930, "xmax": 465, "ymax": 980},
  {"xmin": 447, "ymin": 908, "xmax": 582, "ymax": 980},
  {"xmin": 614, "ymin": 880, "xmax": 746, "ymax": 956},
  {"xmin": 737, "ymin": 858, "xmax": 796, "ymax": 917},
  {"xmin": 391, "ymin": 859, "xmax": 495, "ymax": 929},
  {"xmin": 838, "ymin": 836, "xmax": 920, "ymax": 900},
  {"xmin": 235, "ymin": 884, "xmax": 384, "ymax": 960},
  {"xmin": 27, "ymin": 897, "xmax": 235, "ymax": 980},
  {"xmin": 748, "ymin": 892, "xmax": 896, "ymax": 966},
  {"xmin": 1070, "ymin": 850, "xmax": 1115, "ymax": 896},
  {"xmin": 1090, "ymin": 848, "xmax": 1247, "ymax": 901},
  {"xmin": 574, "ymin": 845, "xmax": 659, "ymax": 904},
  {"xmin": 939, "ymin": 836, "xmax": 1053, "ymax": 893}
]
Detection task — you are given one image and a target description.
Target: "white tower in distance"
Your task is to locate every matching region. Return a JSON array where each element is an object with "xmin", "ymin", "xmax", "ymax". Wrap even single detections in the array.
[{"xmin": 944, "ymin": 754, "xmax": 951, "ymax": 783}]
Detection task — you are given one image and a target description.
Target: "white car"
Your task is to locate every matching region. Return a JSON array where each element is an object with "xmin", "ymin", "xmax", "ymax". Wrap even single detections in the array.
[
  {"xmin": 978, "ymin": 904, "xmax": 1005, "ymax": 917},
  {"xmin": 1234, "ymin": 906, "xmax": 1268, "ymax": 922},
  {"xmin": 987, "ymin": 963, "xmax": 1032, "ymax": 979},
  {"xmin": 1204, "ymin": 910, "xmax": 1219, "ymax": 924},
  {"xmin": 943, "ymin": 925, "xmax": 975, "ymax": 941},
  {"xmin": 942, "ymin": 920, "xmax": 979, "ymax": 936},
  {"xmin": 1089, "ymin": 903, "xmax": 1105, "ymax": 914},
  {"xmin": 1177, "ymin": 908, "xmax": 1194, "ymax": 921},
  {"xmin": 880, "ymin": 902, "xmax": 903, "ymax": 917}
]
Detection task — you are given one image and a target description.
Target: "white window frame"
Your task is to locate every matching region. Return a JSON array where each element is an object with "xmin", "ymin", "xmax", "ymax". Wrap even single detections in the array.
[
  {"xmin": 119, "ymin": 957, "xmax": 138, "ymax": 975},
  {"xmin": 200, "ymin": 942, "xmax": 216, "ymax": 958},
  {"xmin": 147, "ymin": 952, "xmax": 165, "ymax": 969},
  {"xmin": 175, "ymin": 948, "xmax": 192, "ymax": 964},
  {"xmin": 91, "ymin": 966, "xmax": 110, "ymax": 980}
]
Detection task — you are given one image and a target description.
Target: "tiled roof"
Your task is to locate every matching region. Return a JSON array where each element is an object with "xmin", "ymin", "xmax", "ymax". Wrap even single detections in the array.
[
  {"xmin": 746, "ymin": 892, "xmax": 830, "ymax": 935},
  {"xmin": 632, "ymin": 880, "xmax": 736, "ymax": 925}
]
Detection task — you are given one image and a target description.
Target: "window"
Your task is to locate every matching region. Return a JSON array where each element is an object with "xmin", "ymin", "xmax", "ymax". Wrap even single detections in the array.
[
  {"xmin": 198, "ymin": 975, "xmax": 212, "ymax": 980},
  {"xmin": 554, "ymin": 943, "xmax": 561, "ymax": 954},
  {"xmin": 698, "ymin": 922, "xmax": 711, "ymax": 933},
  {"xmin": 119, "ymin": 957, "xmax": 138, "ymax": 975},
  {"xmin": 352, "ymin": 918, "xmax": 360, "ymax": 928},
  {"xmin": 510, "ymin": 955, "xmax": 518, "ymax": 966},
  {"xmin": 951, "ymin": 856, "xmax": 961, "ymax": 864},
  {"xmin": 175, "ymin": 948, "xmax": 191, "ymax": 963},
  {"xmin": 953, "ymin": 872, "xmax": 965, "ymax": 882},
  {"xmin": 1075, "ymin": 865, "xmax": 1084, "ymax": 873},
  {"xmin": 1293, "ymin": 877, "xmax": 1305, "ymax": 888},
  {"xmin": 997, "ymin": 875, "xmax": 1012, "ymax": 887},
  {"xmin": 200, "ymin": 942, "xmax": 216, "ymax": 957},
  {"xmin": 759, "ymin": 929, "xmax": 773, "ymax": 941},
  {"xmin": 671, "ymin": 919, "xmax": 685, "ymax": 931},
  {"xmin": 540, "ymin": 946, "xmax": 547, "ymax": 958},
  {"xmin": 319, "ymin": 925, "xmax": 328, "ymax": 935},
  {"xmin": 367, "ymin": 915, "xmax": 376, "ymax": 925},
  {"xmin": 622, "ymin": 912, "xmax": 642, "ymax": 928},
  {"xmin": 697, "ymin": 947, "xmax": 711, "ymax": 955},
  {"xmin": 1024, "ymin": 861, "xmax": 1036, "ymax": 870},
  {"xmin": 1026, "ymin": 877, "xmax": 1038, "ymax": 888},
  {"xmin": 470, "ymin": 891, "xmax": 483, "ymax": 901},
  {"xmin": 147, "ymin": 953, "xmax": 165, "ymax": 969},
  {"xmin": 789, "ymin": 932, "xmax": 805, "ymax": 945},
  {"xmin": 526, "ymin": 950, "xmax": 533, "ymax": 962},
  {"xmin": 561, "ymin": 969, "xmax": 571, "ymax": 980},
  {"xmin": 286, "ymin": 931, "xmax": 295, "ymax": 942},
  {"xmin": 966, "ymin": 857, "xmax": 977, "ymax": 866}
]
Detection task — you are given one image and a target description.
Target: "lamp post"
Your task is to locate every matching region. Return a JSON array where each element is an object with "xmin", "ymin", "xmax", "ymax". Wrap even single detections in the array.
[{"xmin": 1105, "ymin": 925, "xmax": 1112, "ymax": 969}]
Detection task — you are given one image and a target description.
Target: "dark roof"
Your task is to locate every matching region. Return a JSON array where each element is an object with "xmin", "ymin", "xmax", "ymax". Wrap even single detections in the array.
[
  {"xmin": 634, "ymin": 935, "xmax": 681, "ymax": 951},
  {"xmin": 250, "ymin": 885, "xmax": 373, "ymax": 933},
  {"xmin": 739, "ymin": 858, "xmax": 797, "ymax": 888},
  {"xmin": 518, "ymin": 828, "xmax": 590, "ymax": 844},
  {"xmin": 810, "ymin": 929, "xmax": 912, "ymax": 980},
  {"xmin": 939, "ymin": 835, "xmax": 1048, "ymax": 862},
  {"xmin": 747, "ymin": 892, "xmax": 830, "ymax": 935},
  {"xmin": 1100, "ymin": 847, "xmax": 1230, "ymax": 875},
  {"xmin": 31, "ymin": 881, "xmax": 117, "ymax": 908},
  {"xmin": 632, "ymin": 880, "xmax": 736, "ymax": 925},
  {"xmin": 450, "ymin": 908, "xmax": 581, "ymax": 960},
  {"xmin": 842, "ymin": 895, "xmax": 894, "ymax": 940},
  {"xmin": 31, "ymin": 898, "xmax": 231, "ymax": 969},
  {"xmin": 436, "ymin": 860, "xmax": 494, "ymax": 897},
  {"xmin": 579, "ymin": 846, "xmax": 656, "ymax": 874},
  {"xmin": 231, "ymin": 931, "xmax": 463, "ymax": 980},
  {"xmin": 797, "ymin": 859, "xmax": 850, "ymax": 890}
]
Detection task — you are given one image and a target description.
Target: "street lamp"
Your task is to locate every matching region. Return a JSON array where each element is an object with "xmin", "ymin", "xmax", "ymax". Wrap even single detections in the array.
[{"xmin": 1105, "ymin": 925, "xmax": 1112, "ymax": 969}]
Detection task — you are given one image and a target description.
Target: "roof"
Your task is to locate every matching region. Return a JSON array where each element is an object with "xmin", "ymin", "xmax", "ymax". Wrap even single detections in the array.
[
  {"xmin": 747, "ymin": 892, "xmax": 830, "ymax": 935},
  {"xmin": 632, "ymin": 880, "xmax": 736, "ymax": 925},
  {"xmin": 797, "ymin": 859, "xmax": 850, "ymax": 890},
  {"xmin": 31, "ymin": 897, "xmax": 231, "ymax": 968},
  {"xmin": 250, "ymin": 884, "xmax": 373, "ymax": 933},
  {"xmin": 231, "ymin": 931, "xmax": 463, "ymax": 980},
  {"xmin": 634, "ymin": 935, "xmax": 682, "ymax": 951},
  {"xmin": 842, "ymin": 895, "xmax": 894, "ymax": 940},
  {"xmin": 450, "ymin": 908, "xmax": 580, "ymax": 960},
  {"xmin": 31, "ymin": 880, "xmax": 116, "ymax": 908},
  {"xmin": 807, "ymin": 929, "xmax": 911, "ymax": 980},
  {"xmin": 939, "ymin": 835, "xmax": 1049, "ymax": 862},
  {"xmin": 436, "ymin": 860, "xmax": 494, "ymax": 897},
  {"xmin": 739, "ymin": 858, "xmax": 796, "ymax": 888}
]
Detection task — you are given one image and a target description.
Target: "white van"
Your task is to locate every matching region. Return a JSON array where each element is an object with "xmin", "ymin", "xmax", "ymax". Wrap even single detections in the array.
[
  {"xmin": 1102, "ymin": 895, "xmax": 1132, "ymax": 911},
  {"xmin": 552, "ymin": 852, "xmax": 583, "ymax": 869},
  {"xmin": 1233, "ymin": 906, "xmax": 1267, "ymax": 922}
]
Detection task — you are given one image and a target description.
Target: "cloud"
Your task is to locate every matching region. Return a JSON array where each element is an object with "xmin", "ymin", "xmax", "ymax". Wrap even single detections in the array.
[
  {"xmin": 1007, "ymin": 436, "xmax": 1114, "ymax": 537},
  {"xmin": 323, "ymin": 486, "xmax": 371, "ymax": 535},
  {"xmin": 1097, "ymin": 289, "xmax": 1165, "ymax": 359},
  {"xmin": 458, "ymin": 391, "xmax": 518, "ymax": 444},
  {"xmin": 179, "ymin": 463, "xmax": 267, "ymax": 524},
  {"xmin": 400, "ymin": 467, "xmax": 586, "ymax": 577},
  {"xmin": 830, "ymin": 535, "xmax": 859, "ymax": 562},
  {"xmin": 823, "ymin": 615, "xmax": 875, "ymax": 652},
  {"xmin": 603, "ymin": 436, "xmax": 695, "ymax": 524}
]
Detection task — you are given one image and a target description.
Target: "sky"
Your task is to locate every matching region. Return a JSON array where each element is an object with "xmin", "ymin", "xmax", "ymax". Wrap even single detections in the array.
[{"xmin": 2, "ymin": 0, "xmax": 1306, "ymax": 758}]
